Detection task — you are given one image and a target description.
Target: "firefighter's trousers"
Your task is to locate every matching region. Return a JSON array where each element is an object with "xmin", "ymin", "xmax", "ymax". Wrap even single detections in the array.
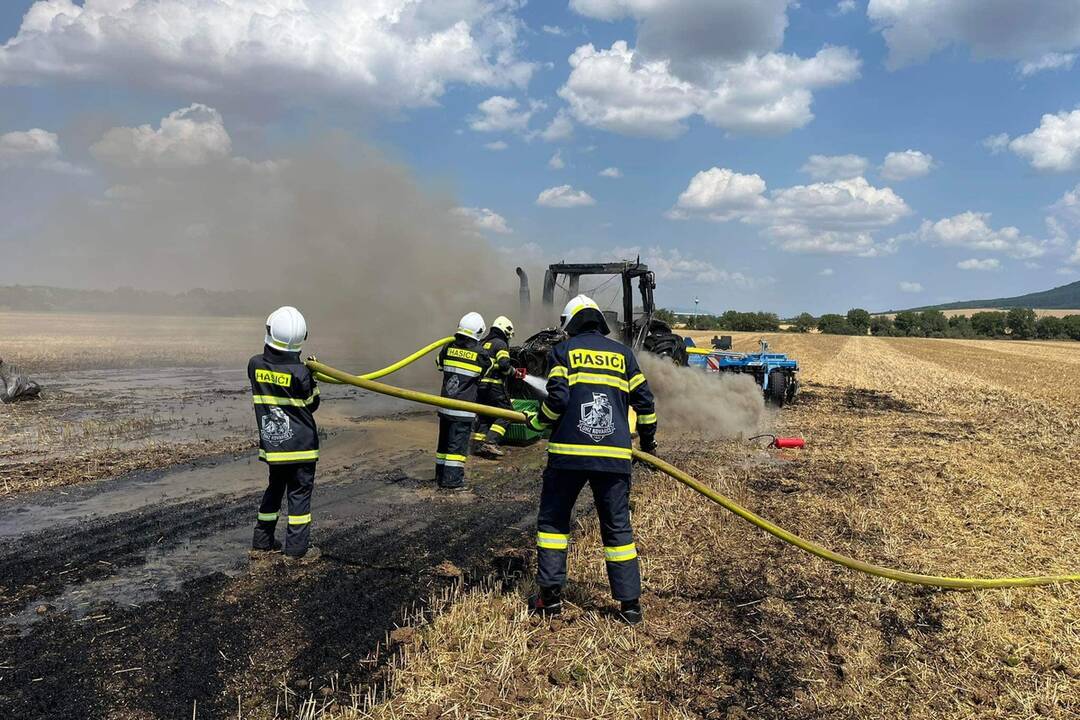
[
  {"xmin": 436, "ymin": 414, "xmax": 473, "ymax": 488},
  {"xmin": 535, "ymin": 468, "xmax": 640, "ymax": 601},
  {"xmin": 473, "ymin": 383, "xmax": 513, "ymax": 445},
  {"xmin": 253, "ymin": 462, "xmax": 315, "ymax": 557}
]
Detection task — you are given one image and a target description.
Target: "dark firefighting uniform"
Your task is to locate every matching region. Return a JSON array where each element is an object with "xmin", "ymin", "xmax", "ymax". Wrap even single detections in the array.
[
  {"xmin": 248, "ymin": 345, "xmax": 320, "ymax": 557},
  {"xmin": 435, "ymin": 336, "xmax": 492, "ymax": 488},
  {"xmin": 473, "ymin": 328, "xmax": 515, "ymax": 445},
  {"xmin": 528, "ymin": 321, "xmax": 657, "ymax": 601}
]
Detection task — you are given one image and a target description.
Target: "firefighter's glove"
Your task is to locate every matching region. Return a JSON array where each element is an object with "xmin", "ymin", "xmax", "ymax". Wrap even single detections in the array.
[{"xmin": 524, "ymin": 411, "xmax": 546, "ymax": 432}]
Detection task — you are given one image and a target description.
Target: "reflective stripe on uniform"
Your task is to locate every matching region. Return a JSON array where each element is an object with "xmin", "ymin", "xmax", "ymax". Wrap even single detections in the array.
[
  {"xmin": 604, "ymin": 543, "xmax": 638, "ymax": 562},
  {"xmin": 490, "ymin": 424, "xmax": 506, "ymax": 436},
  {"xmin": 438, "ymin": 408, "xmax": 476, "ymax": 419},
  {"xmin": 540, "ymin": 402, "xmax": 560, "ymax": 421},
  {"xmin": 443, "ymin": 359, "xmax": 484, "ymax": 375},
  {"xmin": 480, "ymin": 377, "xmax": 503, "ymax": 384},
  {"xmin": 548, "ymin": 365, "xmax": 568, "ymax": 379},
  {"xmin": 259, "ymin": 449, "xmax": 320, "ymax": 463},
  {"xmin": 547, "ymin": 442, "xmax": 632, "ymax": 460},
  {"xmin": 257, "ymin": 512, "xmax": 279, "ymax": 522},
  {"xmin": 628, "ymin": 373, "xmax": 646, "ymax": 391},
  {"xmin": 252, "ymin": 388, "xmax": 320, "ymax": 407},
  {"xmin": 537, "ymin": 531, "xmax": 570, "ymax": 550},
  {"xmin": 471, "ymin": 432, "xmax": 487, "ymax": 441},
  {"xmin": 637, "ymin": 412, "xmax": 657, "ymax": 425},
  {"xmin": 435, "ymin": 452, "xmax": 467, "ymax": 468},
  {"xmin": 288, "ymin": 514, "xmax": 312, "ymax": 525},
  {"xmin": 568, "ymin": 372, "xmax": 629, "ymax": 392},
  {"xmin": 495, "ymin": 350, "xmax": 510, "ymax": 361}
]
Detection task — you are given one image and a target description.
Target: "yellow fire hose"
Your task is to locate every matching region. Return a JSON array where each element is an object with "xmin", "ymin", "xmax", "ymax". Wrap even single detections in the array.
[
  {"xmin": 307, "ymin": 358, "xmax": 1080, "ymax": 590},
  {"xmin": 313, "ymin": 336, "xmax": 453, "ymax": 384}
]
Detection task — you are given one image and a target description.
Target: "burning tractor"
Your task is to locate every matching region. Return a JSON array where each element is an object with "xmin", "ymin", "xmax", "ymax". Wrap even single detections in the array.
[{"xmin": 506, "ymin": 260, "xmax": 799, "ymax": 408}]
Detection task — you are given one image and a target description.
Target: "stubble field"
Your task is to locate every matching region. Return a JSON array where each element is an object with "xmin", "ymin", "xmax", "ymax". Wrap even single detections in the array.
[{"xmin": 1, "ymin": 314, "xmax": 1078, "ymax": 719}]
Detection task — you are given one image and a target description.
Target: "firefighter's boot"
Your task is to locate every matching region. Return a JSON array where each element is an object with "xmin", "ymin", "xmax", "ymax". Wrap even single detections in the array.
[
  {"xmin": 476, "ymin": 442, "xmax": 505, "ymax": 459},
  {"xmin": 618, "ymin": 599, "xmax": 643, "ymax": 625},
  {"xmin": 528, "ymin": 586, "xmax": 563, "ymax": 617}
]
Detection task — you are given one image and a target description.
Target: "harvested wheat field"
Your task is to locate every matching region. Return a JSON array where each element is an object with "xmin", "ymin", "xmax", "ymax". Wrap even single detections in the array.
[
  {"xmin": 2, "ymin": 329, "xmax": 1078, "ymax": 720},
  {"xmin": 337, "ymin": 333, "xmax": 1079, "ymax": 720}
]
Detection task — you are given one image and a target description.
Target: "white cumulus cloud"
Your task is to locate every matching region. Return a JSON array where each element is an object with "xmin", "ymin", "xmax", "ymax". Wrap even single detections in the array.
[
  {"xmin": 538, "ymin": 110, "xmax": 575, "ymax": 142},
  {"xmin": 671, "ymin": 168, "xmax": 911, "ymax": 256},
  {"xmin": 548, "ymin": 150, "xmax": 565, "ymax": 169},
  {"xmin": 880, "ymin": 149, "xmax": 936, "ymax": 181},
  {"xmin": 868, "ymin": 0, "xmax": 1080, "ymax": 70},
  {"xmin": 484, "ymin": 140, "xmax": 509, "ymax": 151},
  {"xmin": 912, "ymin": 211, "xmax": 1045, "ymax": 259},
  {"xmin": 536, "ymin": 185, "xmax": 596, "ymax": 208},
  {"xmin": 453, "ymin": 207, "xmax": 512, "ymax": 235},
  {"xmin": 957, "ymin": 258, "xmax": 1001, "ymax": 271},
  {"xmin": 0, "ymin": 127, "xmax": 86, "ymax": 174},
  {"xmin": 801, "ymin": 154, "xmax": 869, "ymax": 180},
  {"xmin": 1006, "ymin": 108, "xmax": 1080, "ymax": 172},
  {"xmin": 983, "ymin": 133, "xmax": 1010, "ymax": 154},
  {"xmin": 558, "ymin": 41, "xmax": 859, "ymax": 138},
  {"xmin": 599, "ymin": 167, "xmax": 622, "ymax": 178},
  {"xmin": 0, "ymin": 1, "xmax": 533, "ymax": 110},
  {"xmin": 898, "ymin": 281, "xmax": 923, "ymax": 293},
  {"xmin": 469, "ymin": 96, "xmax": 540, "ymax": 133},
  {"xmin": 91, "ymin": 104, "xmax": 231, "ymax": 168},
  {"xmin": 819, "ymin": 267, "xmax": 834, "ymax": 276}
]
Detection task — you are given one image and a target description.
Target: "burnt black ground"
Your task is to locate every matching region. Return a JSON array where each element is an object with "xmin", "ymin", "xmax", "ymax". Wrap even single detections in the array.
[{"xmin": 0, "ymin": 439, "xmax": 548, "ymax": 720}]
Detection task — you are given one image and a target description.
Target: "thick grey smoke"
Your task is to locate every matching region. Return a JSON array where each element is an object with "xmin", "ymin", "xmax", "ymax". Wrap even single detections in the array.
[
  {"xmin": 638, "ymin": 353, "xmax": 771, "ymax": 439},
  {"xmin": 28, "ymin": 133, "xmax": 541, "ymax": 375}
]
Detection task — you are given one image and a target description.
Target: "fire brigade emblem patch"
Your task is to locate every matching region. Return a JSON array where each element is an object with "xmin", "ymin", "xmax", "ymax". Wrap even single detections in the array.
[
  {"xmin": 578, "ymin": 392, "xmax": 615, "ymax": 442},
  {"xmin": 261, "ymin": 406, "xmax": 294, "ymax": 446},
  {"xmin": 445, "ymin": 374, "xmax": 462, "ymax": 396}
]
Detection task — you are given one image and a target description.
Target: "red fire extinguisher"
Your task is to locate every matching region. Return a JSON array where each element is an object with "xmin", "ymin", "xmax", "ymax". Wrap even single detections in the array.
[{"xmin": 750, "ymin": 434, "xmax": 806, "ymax": 449}]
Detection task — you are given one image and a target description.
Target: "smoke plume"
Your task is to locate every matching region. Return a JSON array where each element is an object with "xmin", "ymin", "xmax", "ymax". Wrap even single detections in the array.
[
  {"xmin": 638, "ymin": 353, "xmax": 771, "ymax": 439},
  {"xmin": 27, "ymin": 133, "xmax": 542, "ymax": 376}
]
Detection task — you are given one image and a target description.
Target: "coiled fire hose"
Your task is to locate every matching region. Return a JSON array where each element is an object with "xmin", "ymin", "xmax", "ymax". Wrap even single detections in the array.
[{"xmin": 306, "ymin": 358, "xmax": 1080, "ymax": 590}]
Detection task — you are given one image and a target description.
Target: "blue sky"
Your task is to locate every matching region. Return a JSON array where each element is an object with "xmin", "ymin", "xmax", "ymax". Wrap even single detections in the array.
[{"xmin": 2, "ymin": 1, "xmax": 1080, "ymax": 315}]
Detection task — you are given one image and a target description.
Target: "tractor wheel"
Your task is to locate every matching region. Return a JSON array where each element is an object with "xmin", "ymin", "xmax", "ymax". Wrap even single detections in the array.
[{"xmin": 767, "ymin": 369, "xmax": 787, "ymax": 407}]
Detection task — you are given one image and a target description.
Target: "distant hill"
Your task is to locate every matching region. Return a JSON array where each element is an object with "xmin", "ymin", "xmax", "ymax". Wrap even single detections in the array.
[
  {"xmin": 894, "ymin": 280, "xmax": 1080, "ymax": 312},
  {"xmin": 0, "ymin": 285, "xmax": 271, "ymax": 316}
]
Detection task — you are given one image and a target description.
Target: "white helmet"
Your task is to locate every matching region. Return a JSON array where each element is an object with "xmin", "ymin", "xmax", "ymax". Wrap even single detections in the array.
[
  {"xmin": 492, "ymin": 315, "xmax": 514, "ymax": 340},
  {"xmin": 265, "ymin": 306, "xmax": 308, "ymax": 351},
  {"xmin": 456, "ymin": 311, "xmax": 486, "ymax": 341},
  {"xmin": 561, "ymin": 294, "xmax": 600, "ymax": 329}
]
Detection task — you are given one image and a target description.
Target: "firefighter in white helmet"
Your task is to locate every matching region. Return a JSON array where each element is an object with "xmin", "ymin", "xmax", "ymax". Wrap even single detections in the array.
[
  {"xmin": 473, "ymin": 315, "xmax": 522, "ymax": 459},
  {"xmin": 433, "ymin": 312, "xmax": 494, "ymax": 489},
  {"xmin": 524, "ymin": 294, "xmax": 657, "ymax": 624},
  {"xmin": 248, "ymin": 306, "xmax": 321, "ymax": 561}
]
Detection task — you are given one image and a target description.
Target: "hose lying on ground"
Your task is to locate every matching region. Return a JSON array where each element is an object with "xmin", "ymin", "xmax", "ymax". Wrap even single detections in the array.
[
  {"xmin": 308, "ymin": 358, "xmax": 1080, "ymax": 590},
  {"xmin": 313, "ymin": 336, "xmax": 453, "ymax": 384}
]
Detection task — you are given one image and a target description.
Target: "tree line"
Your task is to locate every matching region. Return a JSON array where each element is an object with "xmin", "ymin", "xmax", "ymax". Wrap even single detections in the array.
[{"xmin": 662, "ymin": 307, "xmax": 1080, "ymax": 341}]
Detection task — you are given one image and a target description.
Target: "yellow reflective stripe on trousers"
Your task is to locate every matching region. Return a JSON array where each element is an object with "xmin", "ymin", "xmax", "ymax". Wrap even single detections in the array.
[
  {"xmin": 548, "ymin": 443, "xmax": 632, "ymax": 460},
  {"xmin": 568, "ymin": 372, "xmax": 629, "ymax": 392},
  {"xmin": 288, "ymin": 514, "xmax": 312, "ymax": 525},
  {"xmin": 471, "ymin": 433, "xmax": 486, "ymax": 441},
  {"xmin": 257, "ymin": 512, "xmax": 279, "ymax": 522},
  {"xmin": 637, "ymin": 412, "xmax": 657, "ymax": 425},
  {"xmin": 259, "ymin": 449, "xmax": 320, "ymax": 462},
  {"xmin": 548, "ymin": 365, "xmax": 568, "ymax": 379},
  {"xmin": 541, "ymin": 402, "xmax": 560, "ymax": 421},
  {"xmin": 604, "ymin": 543, "xmax": 637, "ymax": 562},
  {"xmin": 480, "ymin": 377, "xmax": 503, "ymax": 384},
  {"xmin": 537, "ymin": 531, "xmax": 570, "ymax": 550},
  {"xmin": 253, "ymin": 391, "xmax": 319, "ymax": 407},
  {"xmin": 628, "ymin": 373, "xmax": 646, "ymax": 391},
  {"xmin": 436, "ymin": 453, "xmax": 467, "ymax": 463},
  {"xmin": 490, "ymin": 424, "xmax": 506, "ymax": 436}
]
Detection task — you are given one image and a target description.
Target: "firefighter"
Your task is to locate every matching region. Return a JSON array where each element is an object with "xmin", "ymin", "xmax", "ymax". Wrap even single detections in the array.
[
  {"xmin": 524, "ymin": 294, "xmax": 657, "ymax": 624},
  {"xmin": 473, "ymin": 315, "xmax": 519, "ymax": 459},
  {"xmin": 249, "ymin": 306, "xmax": 321, "ymax": 561},
  {"xmin": 434, "ymin": 312, "xmax": 493, "ymax": 489}
]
